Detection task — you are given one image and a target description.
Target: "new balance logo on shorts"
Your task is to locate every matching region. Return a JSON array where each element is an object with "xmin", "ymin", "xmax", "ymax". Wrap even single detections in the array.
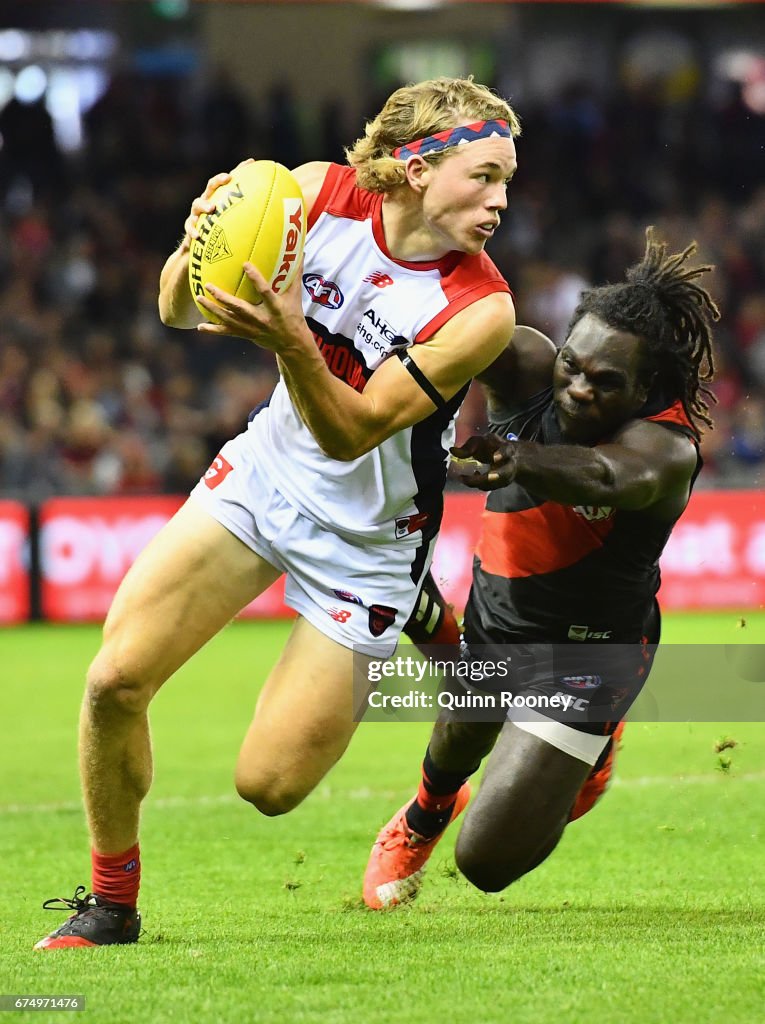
[
  {"xmin": 204, "ymin": 454, "xmax": 234, "ymax": 490},
  {"xmin": 328, "ymin": 607, "xmax": 353, "ymax": 623}
]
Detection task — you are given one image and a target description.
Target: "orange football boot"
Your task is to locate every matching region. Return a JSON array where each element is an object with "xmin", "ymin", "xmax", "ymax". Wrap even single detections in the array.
[
  {"xmin": 569, "ymin": 721, "xmax": 625, "ymax": 822},
  {"xmin": 363, "ymin": 783, "xmax": 471, "ymax": 909}
]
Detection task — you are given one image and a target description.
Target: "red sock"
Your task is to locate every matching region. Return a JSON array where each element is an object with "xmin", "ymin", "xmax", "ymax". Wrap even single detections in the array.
[
  {"xmin": 91, "ymin": 843, "xmax": 141, "ymax": 907},
  {"xmin": 416, "ymin": 771, "xmax": 461, "ymax": 814}
]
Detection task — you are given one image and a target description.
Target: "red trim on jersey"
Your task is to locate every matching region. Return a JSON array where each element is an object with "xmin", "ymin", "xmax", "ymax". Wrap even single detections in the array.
[
  {"xmin": 477, "ymin": 502, "xmax": 615, "ymax": 579},
  {"xmin": 308, "ymin": 164, "xmax": 361, "ymax": 230},
  {"xmin": 643, "ymin": 399, "xmax": 694, "ymax": 431},
  {"xmin": 415, "ymin": 278, "xmax": 512, "ymax": 342},
  {"xmin": 328, "ymin": 165, "xmax": 380, "ymax": 222}
]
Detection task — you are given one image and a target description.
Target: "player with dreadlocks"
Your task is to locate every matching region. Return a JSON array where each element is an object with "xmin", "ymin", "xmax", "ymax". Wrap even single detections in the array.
[{"xmin": 364, "ymin": 228, "xmax": 719, "ymax": 907}]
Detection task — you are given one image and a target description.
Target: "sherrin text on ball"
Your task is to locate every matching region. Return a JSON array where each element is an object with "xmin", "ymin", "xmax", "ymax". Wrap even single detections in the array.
[{"xmin": 189, "ymin": 160, "xmax": 306, "ymax": 323}]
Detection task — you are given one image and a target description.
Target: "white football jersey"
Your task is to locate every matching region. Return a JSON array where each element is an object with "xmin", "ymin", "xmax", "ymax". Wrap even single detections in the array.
[{"xmin": 248, "ymin": 164, "xmax": 510, "ymax": 546}]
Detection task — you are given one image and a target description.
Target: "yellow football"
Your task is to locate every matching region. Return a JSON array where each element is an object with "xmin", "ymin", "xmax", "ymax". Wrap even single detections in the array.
[{"xmin": 189, "ymin": 160, "xmax": 306, "ymax": 323}]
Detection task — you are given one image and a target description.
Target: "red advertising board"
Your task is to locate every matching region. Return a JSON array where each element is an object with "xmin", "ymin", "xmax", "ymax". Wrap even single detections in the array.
[
  {"xmin": 38, "ymin": 496, "xmax": 291, "ymax": 622},
  {"xmin": 39, "ymin": 496, "xmax": 183, "ymax": 622},
  {"xmin": 658, "ymin": 490, "xmax": 765, "ymax": 610},
  {"xmin": 36, "ymin": 490, "xmax": 765, "ymax": 623},
  {"xmin": 0, "ymin": 500, "xmax": 30, "ymax": 624}
]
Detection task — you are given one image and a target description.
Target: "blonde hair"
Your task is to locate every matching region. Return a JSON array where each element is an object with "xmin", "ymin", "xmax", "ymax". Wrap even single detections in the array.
[{"xmin": 345, "ymin": 77, "xmax": 521, "ymax": 194}]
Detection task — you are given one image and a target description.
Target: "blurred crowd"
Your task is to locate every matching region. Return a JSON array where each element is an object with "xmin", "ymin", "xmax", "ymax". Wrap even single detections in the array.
[{"xmin": 0, "ymin": 66, "xmax": 763, "ymax": 502}]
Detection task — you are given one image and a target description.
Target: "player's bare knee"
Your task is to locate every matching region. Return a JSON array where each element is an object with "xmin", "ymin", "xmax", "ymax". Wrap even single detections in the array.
[
  {"xmin": 234, "ymin": 772, "xmax": 306, "ymax": 817},
  {"xmin": 454, "ymin": 815, "xmax": 527, "ymax": 892},
  {"xmin": 85, "ymin": 653, "xmax": 153, "ymax": 718},
  {"xmin": 455, "ymin": 843, "xmax": 518, "ymax": 893}
]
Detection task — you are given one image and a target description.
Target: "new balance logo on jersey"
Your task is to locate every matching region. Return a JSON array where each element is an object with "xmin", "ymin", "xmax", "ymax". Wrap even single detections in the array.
[
  {"xmin": 568, "ymin": 625, "xmax": 613, "ymax": 641},
  {"xmin": 574, "ymin": 505, "xmax": 614, "ymax": 522},
  {"xmin": 303, "ymin": 273, "xmax": 344, "ymax": 309},
  {"xmin": 364, "ymin": 271, "xmax": 394, "ymax": 289}
]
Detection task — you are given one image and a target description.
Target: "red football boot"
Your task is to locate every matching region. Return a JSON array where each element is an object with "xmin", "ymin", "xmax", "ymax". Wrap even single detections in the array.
[
  {"xmin": 569, "ymin": 722, "xmax": 626, "ymax": 822},
  {"xmin": 363, "ymin": 783, "xmax": 471, "ymax": 909},
  {"xmin": 35, "ymin": 887, "xmax": 140, "ymax": 950}
]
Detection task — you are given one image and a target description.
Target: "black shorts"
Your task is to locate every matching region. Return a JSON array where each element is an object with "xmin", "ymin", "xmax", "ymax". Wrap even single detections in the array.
[{"xmin": 458, "ymin": 604, "xmax": 661, "ymax": 736}]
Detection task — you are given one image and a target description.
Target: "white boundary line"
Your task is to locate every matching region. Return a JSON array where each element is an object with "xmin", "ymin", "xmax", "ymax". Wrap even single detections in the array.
[{"xmin": 2, "ymin": 772, "xmax": 765, "ymax": 816}]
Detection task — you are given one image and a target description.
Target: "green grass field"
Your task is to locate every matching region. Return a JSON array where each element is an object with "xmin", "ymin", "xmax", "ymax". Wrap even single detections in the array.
[{"xmin": 2, "ymin": 613, "xmax": 764, "ymax": 1024}]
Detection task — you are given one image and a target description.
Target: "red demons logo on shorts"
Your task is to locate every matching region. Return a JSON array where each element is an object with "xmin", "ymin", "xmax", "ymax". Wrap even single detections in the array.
[
  {"xmin": 368, "ymin": 604, "xmax": 397, "ymax": 638},
  {"xmin": 204, "ymin": 454, "xmax": 234, "ymax": 489}
]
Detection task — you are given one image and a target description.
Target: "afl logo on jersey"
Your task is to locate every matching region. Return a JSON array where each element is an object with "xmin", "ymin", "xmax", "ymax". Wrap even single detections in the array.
[{"xmin": 303, "ymin": 273, "xmax": 344, "ymax": 309}]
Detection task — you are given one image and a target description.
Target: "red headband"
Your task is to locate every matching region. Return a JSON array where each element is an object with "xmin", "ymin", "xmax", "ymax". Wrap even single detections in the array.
[{"xmin": 392, "ymin": 119, "xmax": 512, "ymax": 161}]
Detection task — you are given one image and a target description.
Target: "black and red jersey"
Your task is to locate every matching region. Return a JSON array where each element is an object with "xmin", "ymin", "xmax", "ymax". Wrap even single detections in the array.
[{"xmin": 465, "ymin": 388, "xmax": 702, "ymax": 645}]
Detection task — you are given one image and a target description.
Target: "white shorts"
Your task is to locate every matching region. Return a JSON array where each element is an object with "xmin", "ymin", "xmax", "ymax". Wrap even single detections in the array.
[{"xmin": 189, "ymin": 430, "xmax": 435, "ymax": 657}]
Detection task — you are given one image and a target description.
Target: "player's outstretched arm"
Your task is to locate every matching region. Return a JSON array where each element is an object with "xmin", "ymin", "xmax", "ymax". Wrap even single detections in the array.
[
  {"xmin": 158, "ymin": 236, "xmax": 200, "ymax": 329},
  {"xmin": 476, "ymin": 325, "xmax": 557, "ymax": 413},
  {"xmin": 455, "ymin": 418, "xmax": 698, "ymax": 516}
]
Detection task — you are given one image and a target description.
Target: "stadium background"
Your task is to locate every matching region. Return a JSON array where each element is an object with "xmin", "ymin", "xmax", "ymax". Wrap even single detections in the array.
[{"xmin": 1, "ymin": 4, "xmax": 764, "ymax": 1023}]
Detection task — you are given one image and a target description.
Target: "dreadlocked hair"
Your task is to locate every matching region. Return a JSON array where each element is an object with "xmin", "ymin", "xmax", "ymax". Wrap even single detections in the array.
[{"xmin": 571, "ymin": 227, "xmax": 719, "ymax": 434}]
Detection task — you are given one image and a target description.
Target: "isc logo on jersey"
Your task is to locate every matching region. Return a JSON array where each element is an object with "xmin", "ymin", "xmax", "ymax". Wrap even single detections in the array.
[{"xmin": 568, "ymin": 624, "xmax": 613, "ymax": 641}]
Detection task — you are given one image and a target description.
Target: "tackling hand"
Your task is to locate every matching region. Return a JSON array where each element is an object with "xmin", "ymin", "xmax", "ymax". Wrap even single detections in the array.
[{"xmin": 451, "ymin": 434, "xmax": 519, "ymax": 490}]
